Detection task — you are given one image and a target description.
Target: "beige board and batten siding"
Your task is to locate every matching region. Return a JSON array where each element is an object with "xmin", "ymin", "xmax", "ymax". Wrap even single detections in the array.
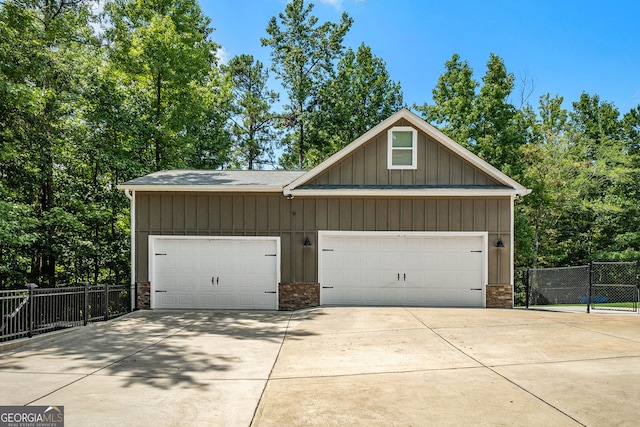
[
  {"xmin": 301, "ymin": 119, "xmax": 502, "ymax": 187},
  {"xmin": 134, "ymin": 192, "xmax": 511, "ymax": 288}
]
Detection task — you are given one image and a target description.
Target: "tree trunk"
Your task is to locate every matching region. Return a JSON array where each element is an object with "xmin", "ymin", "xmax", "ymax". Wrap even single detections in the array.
[
  {"xmin": 298, "ymin": 119, "xmax": 304, "ymax": 170},
  {"xmin": 154, "ymin": 72, "xmax": 163, "ymax": 170}
]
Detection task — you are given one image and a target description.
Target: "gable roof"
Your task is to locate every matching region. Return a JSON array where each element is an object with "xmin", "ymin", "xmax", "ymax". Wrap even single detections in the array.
[
  {"xmin": 118, "ymin": 170, "xmax": 306, "ymax": 192},
  {"xmin": 118, "ymin": 109, "xmax": 530, "ymax": 198},
  {"xmin": 283, "ymin": 108, "xmax": 530, "ymax": 198}
]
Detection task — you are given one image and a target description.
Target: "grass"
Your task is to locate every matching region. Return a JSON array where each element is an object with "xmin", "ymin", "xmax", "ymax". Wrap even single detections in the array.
[{"xmin": 526, "ymin": 302, "xmax": 638, "ymax": 310}]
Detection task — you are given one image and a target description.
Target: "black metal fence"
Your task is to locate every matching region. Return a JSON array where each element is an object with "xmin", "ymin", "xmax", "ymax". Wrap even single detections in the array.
[
  {"xmin": 1, "ymin": 283, "xmax": 131, "ymax": 342},
  {"xmin": 526, "ymin": 262, "xmax": 639, "ymax": 312}
]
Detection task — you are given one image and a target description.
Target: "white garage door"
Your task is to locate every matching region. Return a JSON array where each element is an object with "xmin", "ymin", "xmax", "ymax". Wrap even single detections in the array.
[
  {"xmin": 319, "ymin": 232, "xmax": 487, "ymax": 307},
  {"xmin": 150, "ymin": 237, "xmax": 279, "ymax": 310}
]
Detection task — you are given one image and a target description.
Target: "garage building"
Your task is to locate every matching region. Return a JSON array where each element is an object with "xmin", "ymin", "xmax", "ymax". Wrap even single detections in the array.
[{"xmin": 118, "ymin": 109, "xmax": 530, "ymax": 310}]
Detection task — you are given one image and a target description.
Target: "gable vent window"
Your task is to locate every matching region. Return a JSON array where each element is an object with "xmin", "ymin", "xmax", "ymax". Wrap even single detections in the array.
[{"xmin": 387, "ymin": 126, "xmax": 417, "ymax": 169}]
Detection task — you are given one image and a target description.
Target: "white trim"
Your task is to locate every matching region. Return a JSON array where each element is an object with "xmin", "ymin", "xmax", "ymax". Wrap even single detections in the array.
[
  {"xmin": 129, "ymin": 191, "xmax": 135, "ymax": 309},
  {"xmin": 510, "ymin": 195, "xmax": 515, "ymax": 306},
  {"xmin": 387, "ymin": 126, "xmax": 418, "ymax": 170},
  {"xmin": 116, "ymin": 184, "xmax": 285, "ymax": 193},
  {"xmin": 284, "ymin": 108, "xmax": 529, "ymax": 195},
  {"xmin": 288, "ymin": 188, "xmax": 531, "ymax": 198},
  {"xmin": 317, "ymin": 230, "xmax": 488, "ymax": 307},
  {"xmin": 148, "ymin": 235, "xmax": 280, "ymax": 310}
]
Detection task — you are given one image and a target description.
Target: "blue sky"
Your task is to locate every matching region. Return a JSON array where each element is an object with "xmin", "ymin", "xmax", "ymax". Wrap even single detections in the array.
[{"xmin": 201, "ymin": 0, "xmax": 640, "ymax": 115}]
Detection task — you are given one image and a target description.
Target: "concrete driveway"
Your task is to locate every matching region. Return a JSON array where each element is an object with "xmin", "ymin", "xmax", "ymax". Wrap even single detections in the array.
[{"xmin": 1, "ymin": 308, "xmax": 640, "ymax": 426}]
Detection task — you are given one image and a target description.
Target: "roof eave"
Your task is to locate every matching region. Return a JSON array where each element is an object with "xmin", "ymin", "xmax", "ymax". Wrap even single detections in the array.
[
  {"xmin": 115, "ymin": 184, "xmax": 285, "ymax": 193},
  {"xmin": 286, "ymin": 188, "xmax": 532, "ymax": 197}
]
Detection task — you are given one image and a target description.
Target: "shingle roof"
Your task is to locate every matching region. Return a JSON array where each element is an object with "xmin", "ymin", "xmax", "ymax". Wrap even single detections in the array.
[{"xmin": 119, "ymin": 170, "xmax": 307, "ymax": 192}]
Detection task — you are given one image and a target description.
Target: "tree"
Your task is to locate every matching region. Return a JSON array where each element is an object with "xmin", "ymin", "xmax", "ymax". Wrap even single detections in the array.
[
  {"xmin": 0, "ymin": 0, "xmax": 98, "ymax": 286},
  {"xmin": 415, "ymin": 53, "xmax": 477, "ymax": 148},
  {"xmin": 104, "ymin": 0, "xmax": 231, "ymax": 171},
  {"xmin": 305, "ymin": 43, "xmax": 403, "ymax": 164},
  {"xmin": 567, "ymin": 93, "xmax": 636, "ymax": 262},
  {"xmin": 225, "ymin": 54, "xmax": 280, "ymax": 170},
  {"xmin": 473, "ymin": 53, "xmax": 519, "ymax": 172},
  {"xmin": 516, "ymin": 94, "xmax": 575, "ymax": 267},
  {"xmin": 418, "ymin": 52, "xmax": 524, "ymax": 176},
  {"xmin": 262, "ymin": 0, "xmax": 353, "ymax": 169}
]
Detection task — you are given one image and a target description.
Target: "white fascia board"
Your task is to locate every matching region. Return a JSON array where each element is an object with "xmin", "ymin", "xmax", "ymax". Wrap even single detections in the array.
[
  {"xmin": 401, "ymin": 112, "xmax": 528, "ymax": 191},
  {"xmin": 115, "ymin": 184, "xmax": 284, "ymax": 193},
  {"xmin": 283, "ymin": 113, "xmax": 405, "ymax": 194},
  {"xmin": 288, "ymin": 188, "xmax": 531, "ymax": 197}
]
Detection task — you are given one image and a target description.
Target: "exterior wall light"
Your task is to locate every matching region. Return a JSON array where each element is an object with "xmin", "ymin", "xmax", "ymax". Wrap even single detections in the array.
[
  {"xmin": 304, "ymin": 237, "xmax": 312, "ymax": 247},
  {"xmin": 495, "ymin": 238, "xmax": 505, "ymax": 248}
]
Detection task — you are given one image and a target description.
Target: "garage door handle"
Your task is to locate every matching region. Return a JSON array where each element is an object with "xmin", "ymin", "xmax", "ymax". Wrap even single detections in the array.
[
  {"xmin": 155, "ymin": 290, "xmax": 167, "ymax": 293},
  {"xmin": 264, "ymin": 291, "xmax": 276, "ymax": 294},
  {"xmin": 470, "ymin": 288, "xmax": 482, "ymax": 291},
  {"xmin": 322, "ymin": 286, "xmax": 334, "ymax": 289}
]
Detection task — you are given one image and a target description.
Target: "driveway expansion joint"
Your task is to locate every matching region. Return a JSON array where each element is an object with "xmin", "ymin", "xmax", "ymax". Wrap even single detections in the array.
[
  {"xmin": 249, "ymin": 311, "xmax": 294, "ymax": 427},
  {"xmin": 23, "ymin": 317, "xmax": 203, "ymax": 406},
  {"xmin": 403, "ymin": 307, "xmax": 588, "ymax": 427}
]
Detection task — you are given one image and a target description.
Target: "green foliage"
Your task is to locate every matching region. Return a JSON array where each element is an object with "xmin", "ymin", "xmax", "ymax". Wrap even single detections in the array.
[
  {"xmin": 306, "ymin": 43, "xmax": 403, "ymax": 164},
  {"xmin": 0, "ymin": 0, "xmax": 232, "ymax": 288},
  {"xmin": 104, "ymin": 0, "xmax": 231, "ymax": 170},
  {"xmin": 262, "ymin": 0, "xmax": 353, "ymax": 169},
  {"xmin": 1, "ymin": 0, "xmax": 638, "ymax": 288},
  {"xmin": 0, "ymin": 0, "xmax": 100, "ymax": 286},
  {"xmin": 225, "ymin": 54, "xmax": 280, "ymax": 169},
  {"xmin": 416, "ymin": 53, "xmax": 477, "ymax": 148},
  {"xmin": 423, "ymin": 52, "xmax": 640, "ymax": 268}
]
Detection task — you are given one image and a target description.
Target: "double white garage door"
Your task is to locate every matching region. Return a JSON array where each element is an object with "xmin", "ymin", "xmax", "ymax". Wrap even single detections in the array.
[
  {"xmin": 319, "ymin": 232, "xmax": 487, "ymax": 307},
  {"xmin": 149, "ymin": 232, "xmax": 487, "ymax": 309},
  {"xmin": 150, "ymin": 237, "xmax": 280, "ymax": 310}
]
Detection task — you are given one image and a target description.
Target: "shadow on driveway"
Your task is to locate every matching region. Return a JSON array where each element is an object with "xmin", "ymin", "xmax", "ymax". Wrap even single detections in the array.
[{"xmin": 0, "ymin": 309, "xmax": 322, "ymax": 391}]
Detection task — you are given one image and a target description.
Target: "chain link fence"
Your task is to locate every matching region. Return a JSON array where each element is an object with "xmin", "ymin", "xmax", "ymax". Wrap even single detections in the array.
[
  {"xmin": 591, "ymin": 262, "xmax": 639, "ymax": 311},
  {"xmin": 526, "ymin": 262, "xmax": 639, "ymax": 313}
]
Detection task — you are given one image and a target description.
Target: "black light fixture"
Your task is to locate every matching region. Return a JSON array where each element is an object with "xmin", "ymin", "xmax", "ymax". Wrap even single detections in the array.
[
  {"xmin": 304, "ymin": 237, "xmax": 312, "ymax": 247},
  {"xmin": 495, "ymin": 237, "xmax": 505, "ymax": 248}
]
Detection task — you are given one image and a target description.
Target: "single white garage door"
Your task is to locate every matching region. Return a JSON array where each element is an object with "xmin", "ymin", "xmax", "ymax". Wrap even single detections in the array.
[
  {"xmin": 150, "ymin": 237, "xmax": 279, "ymax": 309},
  {"xmin": 319, "ymin": 232, "xmax": 487, "ymax": 307}
]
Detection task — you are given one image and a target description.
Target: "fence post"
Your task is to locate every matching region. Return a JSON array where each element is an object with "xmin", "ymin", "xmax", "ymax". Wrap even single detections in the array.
[
  {"xmin": 587, "ymin": 262, "xmax": 593, "ymax": 314},
  {"xmin": 636, "ymin": 261, "xmax": 639, "ymax": 315},
  {"xmin": 82, "ymin": 281, "xmax": 89, "ymax": 326},
  {"xmin": 104, "ymin": 282, "xmax": 109, "ymax": 321},
  {"xmin": 525, "ymin": 268, "xmax": 530, "ymax": 309},
  {"xmin": 25, "ymin": 283, "xmax": 38, "ymax": 337}
]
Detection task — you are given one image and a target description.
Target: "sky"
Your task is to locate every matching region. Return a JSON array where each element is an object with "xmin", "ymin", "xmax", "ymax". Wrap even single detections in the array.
[{"xmin": 200, "ymin": 0, "xmax": 640, "ymax": 116}]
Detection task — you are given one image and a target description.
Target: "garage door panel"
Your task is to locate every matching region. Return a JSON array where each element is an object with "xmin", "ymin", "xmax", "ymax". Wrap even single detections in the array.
[
  {"xmin": 200, "ymin": 295, "xmax": 214, "ymax": 307},
  {"xmin": 457, "ymin": 269, "xmax": 481, "ymax": 286},
  {"xmin": 405, "ymin": 289, "xmax": 423, "ymax": 304},
  {"xmin": 178, "ymin": 294, "xmax": 193, "ymax": 306},
  {"xmin": 216, "ymin": 294, "xmax": 232, "ymax": 308}
]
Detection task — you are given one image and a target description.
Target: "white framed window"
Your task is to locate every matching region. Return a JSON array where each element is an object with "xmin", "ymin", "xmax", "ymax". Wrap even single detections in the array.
[{"xmin": 387, "ymin": 126, "xmax": 417, "ymax": 169}]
